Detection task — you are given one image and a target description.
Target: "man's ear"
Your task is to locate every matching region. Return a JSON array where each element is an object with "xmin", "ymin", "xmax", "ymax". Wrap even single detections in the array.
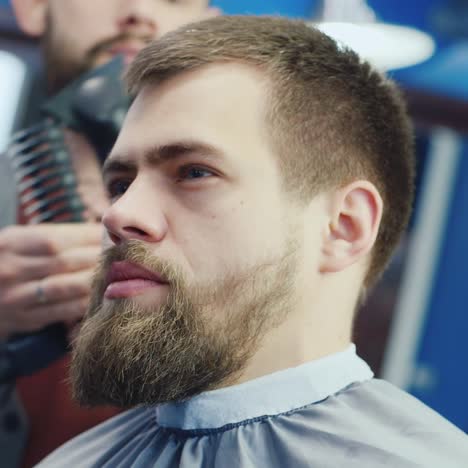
[
  {"xmin": 320, "ymin": 181, "xmax": 383, "ymax": 274},
  {"xmin": 11, "ymin": 0, "xmax": 48, "ymax": 37}
]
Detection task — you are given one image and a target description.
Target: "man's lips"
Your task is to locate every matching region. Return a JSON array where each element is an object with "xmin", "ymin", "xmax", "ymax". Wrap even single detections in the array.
[{"xmin": 104, "ymin": 261, "xmax": 169, "ymax": 299}]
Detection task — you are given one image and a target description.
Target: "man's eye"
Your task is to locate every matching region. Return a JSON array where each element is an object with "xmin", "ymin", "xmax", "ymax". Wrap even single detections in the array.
[
  {"xmin": 178, "ymin": 166, "xmax": 214, "ymax": 181},
  {"xmin": 107, "ymin": 179, "xmax": 130, "ymax": 198}
]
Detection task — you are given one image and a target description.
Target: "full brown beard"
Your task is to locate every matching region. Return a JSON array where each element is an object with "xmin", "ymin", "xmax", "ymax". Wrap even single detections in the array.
[{"xmin": 70, "ymin": 240, "xmax": 298, "ymax": 409}]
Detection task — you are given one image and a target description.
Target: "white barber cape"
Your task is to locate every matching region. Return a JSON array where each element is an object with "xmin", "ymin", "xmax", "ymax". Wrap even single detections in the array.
[{"xmin": 36, "ymin": 345, "xmax": 468, "ymax": 467}]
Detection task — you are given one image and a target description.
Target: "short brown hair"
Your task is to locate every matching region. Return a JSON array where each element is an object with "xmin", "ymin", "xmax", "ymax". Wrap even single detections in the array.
[{"xmin": 126, "ymin": 16, "xmax": 415, "ymax": 286}]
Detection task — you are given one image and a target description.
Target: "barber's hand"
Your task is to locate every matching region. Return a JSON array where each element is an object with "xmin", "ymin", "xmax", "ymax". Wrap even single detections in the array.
[{"xmin": 0, "ymin": 223, "xmax": 102, "ymax": 340}]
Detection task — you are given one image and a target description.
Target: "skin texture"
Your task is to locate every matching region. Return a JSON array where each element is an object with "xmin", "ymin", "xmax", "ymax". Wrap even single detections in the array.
[
  {"xmin": 71, "ymin": 63, "xmax": 383, "ymax": 406},
  {"xmin": 1, "ymin": 0, "xmax": 216, "ymax": 340}
]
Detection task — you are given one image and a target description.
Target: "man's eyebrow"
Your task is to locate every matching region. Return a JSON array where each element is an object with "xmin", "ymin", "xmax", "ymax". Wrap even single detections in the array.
[
  {"xmin": 102, "ymin": 158, "xmax": 136, "ymax": 178},
  {"xmin": 103, "ymin": 140, "xmax": 223, "ymax": 176},
  {"xmin": 146, "ymin": 141, "xmax": 223, "ymax": 164}
]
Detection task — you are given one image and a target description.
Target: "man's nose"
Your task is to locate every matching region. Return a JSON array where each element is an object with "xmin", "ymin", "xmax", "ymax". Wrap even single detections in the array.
[
  {"xmin": 117, "ymin": 0, "xmax": 158, "ymax": 37},
  {"xmin": 102, "ymin": 181, "xmax": 168, "ymax": 245}
]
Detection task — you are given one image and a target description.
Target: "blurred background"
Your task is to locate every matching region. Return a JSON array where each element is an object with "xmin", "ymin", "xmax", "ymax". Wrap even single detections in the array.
[{"xmin": 1, "ymin": 0, "xmax": 467, "ymax": 432}]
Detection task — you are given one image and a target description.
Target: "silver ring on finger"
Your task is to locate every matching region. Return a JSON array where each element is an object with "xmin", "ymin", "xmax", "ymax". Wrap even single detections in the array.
[{"xmin": 36, "ymin": 281, "xmax": 47, "ymax": 305}]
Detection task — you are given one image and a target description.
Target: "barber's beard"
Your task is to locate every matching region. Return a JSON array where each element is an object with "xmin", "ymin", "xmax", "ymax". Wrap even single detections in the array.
[
  {"xmin": 70, "ymin": 239, "xmax": 298, "ymax": 409},
  {"xmin": 42, "ymin": 14, "xmax": 152, "ymax": 94}
]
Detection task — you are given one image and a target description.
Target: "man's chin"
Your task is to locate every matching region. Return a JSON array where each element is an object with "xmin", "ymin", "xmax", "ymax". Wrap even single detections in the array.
[{"xmin": 70, "ymin": 301, "xmax": 245, "ymax": 409}]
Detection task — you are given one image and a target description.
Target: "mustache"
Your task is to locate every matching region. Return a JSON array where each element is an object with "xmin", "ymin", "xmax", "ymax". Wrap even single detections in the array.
[
  {"xmin": 87, "ymin": 32, "xmax": 153, "ymax": 61},
  {"xmin": 96, "ymin": 240, "xmax": 181, "ymax": 291}
]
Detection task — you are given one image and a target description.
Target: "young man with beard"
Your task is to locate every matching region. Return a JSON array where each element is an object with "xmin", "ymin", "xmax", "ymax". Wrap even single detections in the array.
[
  {"xmin": 0, "ymin": 1, "xmax": 218, "ymax": 466},
  {"xmin": 38, "ymin": 16, "xmax": 468, "ymax": 468}
]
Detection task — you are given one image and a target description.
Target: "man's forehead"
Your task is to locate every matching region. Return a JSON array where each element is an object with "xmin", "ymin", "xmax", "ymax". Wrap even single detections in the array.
[
  {"xmin": 108, "ymin": 62, "xmax": 273, "ymax": 173},
  {"xmin": 129, "ymin": 61, "xmax": 269, "ymax": 109},
  {"xmin": 122, "ymin": 62, "xmax": 270, "ymax": 145}
]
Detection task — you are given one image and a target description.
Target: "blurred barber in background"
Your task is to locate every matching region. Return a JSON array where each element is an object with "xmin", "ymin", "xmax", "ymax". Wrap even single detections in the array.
[{"xmin": 0, "ymin": 1, "xmax": 218, "ymax": 467}]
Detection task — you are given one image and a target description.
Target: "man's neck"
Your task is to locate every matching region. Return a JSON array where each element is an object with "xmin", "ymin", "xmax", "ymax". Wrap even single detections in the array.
[
  {"xmin": 226, "ymin": 275, "xmax": 360, "ymax": 387},
  {"xmin": 228, "ymin": 310, "xmax": 352, "ymax": 387}
]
